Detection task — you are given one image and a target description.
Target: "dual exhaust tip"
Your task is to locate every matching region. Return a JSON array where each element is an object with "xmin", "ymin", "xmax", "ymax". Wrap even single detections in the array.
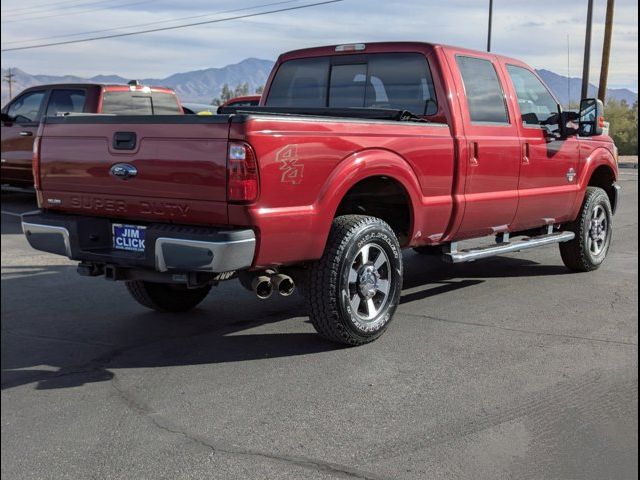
[{"xmin": 252, "ymin": 274, "xmax": 295, "ymax": 300}]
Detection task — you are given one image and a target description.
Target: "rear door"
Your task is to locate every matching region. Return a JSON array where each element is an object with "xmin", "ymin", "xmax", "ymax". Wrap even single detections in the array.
[
  {"xmin": 503, "ymin": 63, "xmax": 579, "ymax": 230},
  {"xmin": 447, "ymin": 53, "xmax": 522, "ymax": 238},
  {"xmin": 1, "ymin": 89, "xmax": 47, "ymax": 186}
]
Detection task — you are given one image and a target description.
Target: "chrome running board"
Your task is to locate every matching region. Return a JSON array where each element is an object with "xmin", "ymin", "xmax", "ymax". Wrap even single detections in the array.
[{"xmin": 443, "ymin": 230, "xmax": 575, "ymax": 264}]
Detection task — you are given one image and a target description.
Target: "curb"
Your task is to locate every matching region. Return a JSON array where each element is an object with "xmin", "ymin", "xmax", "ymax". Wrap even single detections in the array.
[{"xmin": 619, "ymin": 163, "xmax": 638, "ymax": 170}]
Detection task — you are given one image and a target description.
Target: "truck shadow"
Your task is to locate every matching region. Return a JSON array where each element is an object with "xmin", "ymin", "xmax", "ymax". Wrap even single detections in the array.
[
  {"xmin": 400, "ymin": 251, "xmax": 570, "ymax": 304},
  {"xmin": 1, "ymin": 253, "xmax": 572, "ymax": 391}
]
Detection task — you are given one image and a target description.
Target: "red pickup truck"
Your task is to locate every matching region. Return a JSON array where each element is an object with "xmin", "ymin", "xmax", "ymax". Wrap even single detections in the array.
[
  {"xmin": 22, "ymin": 42, "xmax": 620, "ymax": 345},
  {"xmin": 1, "ymin": 81, "xmax": 182, "ymax": 186}
]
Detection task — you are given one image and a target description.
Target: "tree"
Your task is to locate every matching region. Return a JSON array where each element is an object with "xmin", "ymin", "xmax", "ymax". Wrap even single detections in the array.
[
  {"xmin": 211, "ymin": 83, "xmax": 250, "ymax": 106},
  {"xmin": 255, "ymin": 85, "xmax": 264, "ymax": 95},
  {"xmin": 234, "ymin": 82, "xmax": 249, "ymax": 97},
  {"xmin": 605, "ymin": 99, "xmax": 638, "ymax": 155}
]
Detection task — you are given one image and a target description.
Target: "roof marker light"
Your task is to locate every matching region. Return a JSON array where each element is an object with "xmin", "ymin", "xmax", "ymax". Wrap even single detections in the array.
[{"xmin": 335, "ymin": 43, "xmax": 366, "ymax": 52}]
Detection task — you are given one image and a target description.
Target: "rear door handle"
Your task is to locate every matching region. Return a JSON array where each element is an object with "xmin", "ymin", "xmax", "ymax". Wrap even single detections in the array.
[
  {"xmin": 19, "ymin": 131, "xmax": 33, "ymax": 137},
  {"xmin": 469, "ymin": 141, "xmax": 479, "ymax": 167}
]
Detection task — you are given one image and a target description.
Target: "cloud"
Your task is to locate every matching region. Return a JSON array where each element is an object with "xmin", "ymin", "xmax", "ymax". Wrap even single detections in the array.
[{"xmin": 0, "ymin": 0, "xmax": 637, "ymax": 91}]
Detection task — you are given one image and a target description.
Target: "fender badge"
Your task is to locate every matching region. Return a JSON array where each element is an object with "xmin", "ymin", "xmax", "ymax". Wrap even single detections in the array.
[{"xmin": 566, "ymin": 168, "xmax": 576, "ymax": 183}]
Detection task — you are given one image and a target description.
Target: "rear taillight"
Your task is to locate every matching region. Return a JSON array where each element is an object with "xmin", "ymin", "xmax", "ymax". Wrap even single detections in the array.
[
  {"xmin": 227, "ymin": 142, "xmax": 258, "ymax": 202},
  {"xmin": 32, "ymin": 136, "xmax": 42, "ymax": 190}
]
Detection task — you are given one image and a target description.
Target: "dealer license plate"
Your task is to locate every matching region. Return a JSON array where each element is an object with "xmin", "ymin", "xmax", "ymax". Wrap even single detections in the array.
[{"xmin": 112, "ymin": 224, "xmax": 146, "ymax": 252}]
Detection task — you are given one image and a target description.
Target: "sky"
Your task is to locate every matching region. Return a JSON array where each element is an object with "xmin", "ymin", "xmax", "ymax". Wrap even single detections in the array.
[{"xmin": 0, "ymin": 0, "xmax": 638, "ymax": 91}]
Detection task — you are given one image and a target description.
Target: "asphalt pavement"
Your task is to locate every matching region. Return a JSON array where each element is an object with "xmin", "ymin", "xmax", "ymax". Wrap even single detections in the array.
[{"xmin": 1, "ymin": 172, "xmax": 638, "ymax": 480}]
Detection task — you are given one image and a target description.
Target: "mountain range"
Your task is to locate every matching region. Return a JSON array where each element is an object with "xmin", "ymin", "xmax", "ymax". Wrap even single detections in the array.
[{"xmin": 1, "ymin": 58, "xmax": 637, "ymax": 107}]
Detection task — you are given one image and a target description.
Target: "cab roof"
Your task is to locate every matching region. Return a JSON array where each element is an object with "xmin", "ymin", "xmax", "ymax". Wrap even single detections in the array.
[
  {"xmin": 19, "ymin": 83, "xmax": 176, "ymax": 94},
  {"xmin": 277, "ymin": 41, "xmax": 525, "ymax": 66}
]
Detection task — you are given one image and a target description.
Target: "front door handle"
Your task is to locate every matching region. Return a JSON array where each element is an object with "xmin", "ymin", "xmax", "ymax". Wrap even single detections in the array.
[
  {"xmin": 19, "ymin": 131, "xmax": 33, "ymax": 137},
  {"xmin": 522, "ymin": 142, "xmax": 530, "ymax": 165}
]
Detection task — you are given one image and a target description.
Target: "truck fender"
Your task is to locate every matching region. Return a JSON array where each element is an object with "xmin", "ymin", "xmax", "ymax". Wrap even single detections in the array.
[
  {"xmin": 570, "ymin": 146, "xmax": 618, "ymax": 220},
  {"xmin": 309, "ymin": 148, "xmax": 423, "ymax": 256}
]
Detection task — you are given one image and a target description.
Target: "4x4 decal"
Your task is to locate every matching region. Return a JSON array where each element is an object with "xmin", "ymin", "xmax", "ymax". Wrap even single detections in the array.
[{"xmin": 276, "ymin": 145, "xmax": 304, "ymax": 185}]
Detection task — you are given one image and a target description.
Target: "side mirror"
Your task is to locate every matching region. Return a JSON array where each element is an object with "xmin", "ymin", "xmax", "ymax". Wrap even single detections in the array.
[
  {"xmin": 0, "ymin": 113, "xmax": 14, "ymax": 125},
  {"xmin": 559, "ymin": 110, "xmax": 580, "ymax": 138},
  {"xmin": 579, "ymin": 98, "xmax": 605, "ymax": 136}
]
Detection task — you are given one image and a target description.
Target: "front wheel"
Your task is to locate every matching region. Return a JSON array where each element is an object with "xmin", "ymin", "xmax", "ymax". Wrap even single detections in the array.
[
  {"xmin": 307, "ymin": 215, "xmax": 403, "ymax": 345},
  {"xmin": 125, "ymin": 281, "xmax": 212, "ymax": 312},
  {"xmin": 560, "ymin": 186, "xmax": 613, "ymax": 272}
]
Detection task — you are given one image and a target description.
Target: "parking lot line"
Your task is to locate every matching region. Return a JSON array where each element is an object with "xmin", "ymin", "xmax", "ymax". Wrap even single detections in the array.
[
  {"xmin": 1, "ymin": 210, "xmax": 23, "ymax": 218},
  {"xmin": 1, "ymin": 209, "xmax": 39, "ymax": 218}
]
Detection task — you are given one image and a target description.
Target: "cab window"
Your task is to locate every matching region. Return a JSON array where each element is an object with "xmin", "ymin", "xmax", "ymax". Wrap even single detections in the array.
[
  {"xmin": 267, "ymin": 53, "xmax": 438, "ymax": 115},
  {"xmin": 506, "ymin": 65, "xmax": 559, "ymax": 127},
  {"xmin": 101, "ymin": 91, "xmax": 181, "ymax": 115},
  {"xmin": 456, "ymin": 56, "xmax": 509, "ymax": 124},
  {"xmin": 7, "ymin": 90, "xmax": 46, "ymax": 123},
  {"xmin": 46, "ymin": 89, "xmax": 87, "ymax": 116}
]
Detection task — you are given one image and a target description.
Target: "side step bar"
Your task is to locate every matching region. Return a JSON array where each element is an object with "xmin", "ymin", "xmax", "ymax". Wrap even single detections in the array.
[{"xmin": 443, "ymin": 230, "xmax": 575, "ymax": 264}]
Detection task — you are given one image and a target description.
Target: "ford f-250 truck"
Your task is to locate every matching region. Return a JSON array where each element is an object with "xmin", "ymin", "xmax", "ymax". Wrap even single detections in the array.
[
  {"xmin": 1, "ymin": 81, "xmax": 183, "ymax": 187},
  {"xmin": 22, "ymin": 42, "xmax": 620, "ymax": 345}
]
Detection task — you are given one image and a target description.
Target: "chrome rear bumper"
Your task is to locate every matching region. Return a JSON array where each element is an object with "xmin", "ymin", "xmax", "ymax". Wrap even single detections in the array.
[{"xmin": 22, "ymin": 212, "xmax": 256, "ymax": 273}]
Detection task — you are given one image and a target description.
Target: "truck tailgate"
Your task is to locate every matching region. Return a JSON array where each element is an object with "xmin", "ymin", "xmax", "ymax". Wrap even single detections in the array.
[{"xmin": 38, "ymin": 116, "xmax": 231, "ymax": 225}]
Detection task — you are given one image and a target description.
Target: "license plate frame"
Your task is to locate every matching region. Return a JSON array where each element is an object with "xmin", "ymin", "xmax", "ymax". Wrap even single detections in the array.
[{"xmin": 112, "ymin": 224, "xmax": 146, "ymax": 253}]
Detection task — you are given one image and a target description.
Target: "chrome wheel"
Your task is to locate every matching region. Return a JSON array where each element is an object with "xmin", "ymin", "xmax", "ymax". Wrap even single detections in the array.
[
  {"xmin": 347, "ymin": 243, "xmax": 391, "ymax": 323},
  {"xmin": 587, "ymin": 204, "xmax": 608, "ymax": 256}
]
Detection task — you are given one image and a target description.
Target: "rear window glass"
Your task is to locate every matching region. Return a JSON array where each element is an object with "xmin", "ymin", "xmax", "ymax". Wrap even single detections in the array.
[
  {"xmin": 101, "ymin": 91, "xmax": 180, "ymax": 115},
  {"xmin": 46, "ymin": 89, "xmax": 86, "ymax": 116},
  {"xmin": 456, "ymin": 56, "xmax": 509, "ymax": 124},
  {"xmin": 227, "ymin": 99, "xmax": 260, "ymax": 107},
  {"xmin": 266, "ymin": 53, "xmax": 437, "ymax": 115}
]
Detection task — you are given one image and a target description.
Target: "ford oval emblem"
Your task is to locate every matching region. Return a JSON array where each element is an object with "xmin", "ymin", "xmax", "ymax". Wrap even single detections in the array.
[{"xmin": 110, "ymin": 163, "xmax": 137, "ymax": 180}]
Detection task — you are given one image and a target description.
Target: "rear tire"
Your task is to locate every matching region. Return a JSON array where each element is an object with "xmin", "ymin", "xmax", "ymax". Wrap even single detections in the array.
[
  {"xmin": 560, "ymin": 186, "xmax": 613, "ymax": 272},
  {"xmin": 125, "ymin": 281, "xmax": 211, "ymax": 312},
  {"xmin": 307, "ymin": 215, "xmax": 403, "ymax": 346}
]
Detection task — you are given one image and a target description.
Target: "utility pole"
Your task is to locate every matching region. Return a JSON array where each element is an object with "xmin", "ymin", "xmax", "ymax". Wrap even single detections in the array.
[
  {"xmin": 487, "ymin": 0, "xmax": 494, "ymax": 52},
  {"xmin": 3, "ymin": 68, "xmax": 15, "ymax": 100},
  {"xmin": 598, "ymin": 0, "xmax": 615, "ymax": 102},
  {"xmin": 567, "ymin": 35, "xmax": 571, "ymax": 106},
  {"xmin": 581, "ymin": 0, "xmax": 594, "ymax": 99}
]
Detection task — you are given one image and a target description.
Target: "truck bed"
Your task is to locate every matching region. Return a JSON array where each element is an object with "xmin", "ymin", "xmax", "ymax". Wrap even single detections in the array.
[{"xmin": 36, "ymin": 111, "xmax": 455, "ymax": 266}]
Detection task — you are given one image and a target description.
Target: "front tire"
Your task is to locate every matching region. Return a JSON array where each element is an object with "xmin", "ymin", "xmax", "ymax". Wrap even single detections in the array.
[
  {"xmin": 307, "ymin": 215, "xmax": 403, "ymax": 345},
  {"xmin": 125, "ymin": 281, "xmax": 212, "ymax": 312},
  {"xmin": 560, "ymin": 186, "xmax": 613, "ymax": 272}
]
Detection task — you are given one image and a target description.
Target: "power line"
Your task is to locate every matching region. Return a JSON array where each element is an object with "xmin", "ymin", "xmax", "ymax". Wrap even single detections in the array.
[
  {"xmin": 2, "ymin": 0, "xmax": 155, "ymax": 23},
  {"xmin": 2, "ymin": 0, "xmax": 302, "ymax": 46},
  {"xmin": 1, "ymin": 0, "xmax": 345, "ymax": 52},
  {"xmin": 1, "ymin": 0, "xmax": 130, "ymax": 17}
]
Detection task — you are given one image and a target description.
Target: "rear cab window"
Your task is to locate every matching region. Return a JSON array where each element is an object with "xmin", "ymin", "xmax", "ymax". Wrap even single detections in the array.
[
  {"xmin": 456, "ymin": 55, "xmax": 509, "ymax": 124},
  {"xmin": 46, "ymin": 89, "xmax": 87, "ymax": 116},
  {"xmin": 227, "ymin": 100, "xmax": 260, "ymax": 108},
  {"xmin": 266, "ymin": 53, "xmax": 438, "ymax": 116},
  {"xmin": 101, "ymin": 90, "xmax": 181, "ymax": 115}
]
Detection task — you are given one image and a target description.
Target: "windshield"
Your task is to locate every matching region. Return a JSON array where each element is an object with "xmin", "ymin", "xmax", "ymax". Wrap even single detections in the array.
[{"xmin": 266, "ymin": 53, "xmax": 437, "ymax": 115}]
